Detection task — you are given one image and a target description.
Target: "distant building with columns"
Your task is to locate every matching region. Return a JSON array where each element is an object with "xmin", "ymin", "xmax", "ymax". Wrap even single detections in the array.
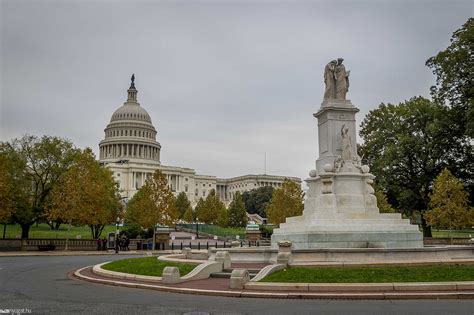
[{"xmin": 99, "ymin": 76, "xmax": 301, "ymax": 206}]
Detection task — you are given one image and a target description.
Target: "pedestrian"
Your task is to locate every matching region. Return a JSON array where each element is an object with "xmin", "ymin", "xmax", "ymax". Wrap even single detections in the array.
[
  {"xmin": 96, "ymin": 239, "xmax": 101, "ymax": 251},
  {"xmin": 102, "ymin": 238, "xmax": 107, "ymax": 251},
  {"xmin": 125, "ymin": 237, "xmax": 130, "ymax": 251}
]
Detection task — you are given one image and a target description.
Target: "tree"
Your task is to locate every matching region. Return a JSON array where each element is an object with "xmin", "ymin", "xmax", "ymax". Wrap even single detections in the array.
[
  {"xmin": 47, "ymin": 148, "xmax": 122, "ymax": 239},
  {"xmin": 242, "ymin": 186, "xmax": 273, "ymax": 218},
  {"xmin": 194, "ymin": 198, "xmax": 205, "ymax": 222},
  {"xmin": 266, "ymin": 179, "xmax": 304, "ymax": 226},
  {"xmin": 374, "ymin": 187, "xmax": 396, "ymax": 213},
  {"xmin": 126, "ymin": 169, "xmax": 178, "ymax": 230},
  {"xmin": 424, "ymin": 169, "xmax": 473, "ymax": 232},
  {"xmin": 0, "ymin": 135, "xmax": 79, "ymax": 238},
  {"xmin": 426, "ymin": 18, "xmax": 474, "ymax": 137},
  {"xmin": 0, "ymin": 155, "xmax": 16, "ymax": 223},
  {"xmin": 183, "ymin": 206, "xmax": 195, "ymax": 223},
  {"xmin": 359, "ymin": 97, "xmax": 473, "ymax": 236},
  {"xmin": 175, "ymin": 192, "xmax": 192, "ymax": 220},
  {"xmin": 228, "ymin": 191, "xmax": 248, "ymax": 228},
  {"xmin": 195, "ymin": 189, "xmax": 225, "ymax": 225}
]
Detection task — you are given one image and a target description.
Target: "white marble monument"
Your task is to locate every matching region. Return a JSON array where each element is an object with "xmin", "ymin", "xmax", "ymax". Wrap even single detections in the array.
[{"xmin": 271, "ymin": 59, "xmax": 423, "ymax": 249}]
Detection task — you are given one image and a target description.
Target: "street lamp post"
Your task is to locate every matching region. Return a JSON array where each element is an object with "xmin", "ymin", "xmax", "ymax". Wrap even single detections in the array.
[{"xmin": 115, "ymin": 216, "xmax": 120, "ymax": 254}]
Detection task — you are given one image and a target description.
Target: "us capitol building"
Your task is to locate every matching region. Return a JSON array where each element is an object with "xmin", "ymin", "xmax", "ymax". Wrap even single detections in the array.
[{"xmin": 99, "ymin": 76, "xmax": 301, "ymax": 206}]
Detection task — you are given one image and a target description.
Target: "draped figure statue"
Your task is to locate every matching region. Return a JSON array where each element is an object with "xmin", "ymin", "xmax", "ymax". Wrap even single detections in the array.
[
  {"xmin": 323, "ymin": 60, "xmax": 337, "ymax": 100},
  {"xmin": 335, "ymin": 58, "xmax": 350, "ymax": 100}
]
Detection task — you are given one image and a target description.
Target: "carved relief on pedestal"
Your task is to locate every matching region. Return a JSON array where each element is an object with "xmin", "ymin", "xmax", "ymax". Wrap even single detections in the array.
[{"xmin": 321, "ymin": 176, "xmax": 334, "ymax": 194}]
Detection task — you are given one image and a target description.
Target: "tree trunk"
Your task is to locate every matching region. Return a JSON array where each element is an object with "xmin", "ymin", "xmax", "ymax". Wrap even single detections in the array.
[
  {"xmin": 54, "ymin": 221, "xmax": 61, "ymax": 230},
  {"xmin": 20, "ymin": 223, "xmax": 32, "ymax": 239},
  {"xmin": 421, "ymin": 215, "xmax": 432, "ymax": 237}
]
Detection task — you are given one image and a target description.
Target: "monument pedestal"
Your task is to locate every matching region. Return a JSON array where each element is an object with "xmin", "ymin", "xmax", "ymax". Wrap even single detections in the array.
[{"xmin": 271, "ymin": 99, "xmax": 423, "ymax": 249}]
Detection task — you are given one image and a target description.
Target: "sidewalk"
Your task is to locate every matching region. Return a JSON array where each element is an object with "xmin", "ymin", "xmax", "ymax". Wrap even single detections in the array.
[{"xmin": 0, "ymin": 250, "xmax": 174, "ymax": 257}]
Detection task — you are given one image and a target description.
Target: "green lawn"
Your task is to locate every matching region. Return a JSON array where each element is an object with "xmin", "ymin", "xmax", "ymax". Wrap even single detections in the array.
[
  {"xmin": 180, "ymin": 224, "xmax": 246, "ymax": 239},
  {"xmin": 431, "ymin": 229, "xmax": 474, "ymax": 238},
  {"xmin": 2, "ymin": 223, "xmax": 117, "ymax": 239},
  {"xmin": 261, "ymin": 265, "xmax": 474, "ymax": 283},
  {"xmin": 102, "ymin": 257, "xmax": 198, "ymax": 277}
]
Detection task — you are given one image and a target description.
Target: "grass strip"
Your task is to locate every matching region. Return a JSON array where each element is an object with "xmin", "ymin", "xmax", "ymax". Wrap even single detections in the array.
[
  {"xmin": 261, "ymin": 265, "xmax": 474, "ymax": 283},
  {"xmin": 101, "ymin": 257, "xmax": 198, "ymax": 277}
]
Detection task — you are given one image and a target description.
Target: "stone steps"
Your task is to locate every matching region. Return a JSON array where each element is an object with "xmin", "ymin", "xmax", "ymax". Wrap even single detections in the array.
[{"xmin": 210, "ymin": 268, "xmax": 260, "ymax": 279}]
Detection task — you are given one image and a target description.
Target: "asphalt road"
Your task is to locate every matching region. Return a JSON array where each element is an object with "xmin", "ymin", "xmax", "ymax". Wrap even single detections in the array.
[{"xmin": 0, "ymin": 255, "xmax": 472, "ymax": 315}]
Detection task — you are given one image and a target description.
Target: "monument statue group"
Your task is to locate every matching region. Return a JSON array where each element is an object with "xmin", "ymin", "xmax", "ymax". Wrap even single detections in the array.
[
  {"xmin": 324, "ymin": 58, "xmax": 350, "ymax": 101},
  {"xmin": 271, "ymin": 59, "xmax": 423, "ymax": 249}
]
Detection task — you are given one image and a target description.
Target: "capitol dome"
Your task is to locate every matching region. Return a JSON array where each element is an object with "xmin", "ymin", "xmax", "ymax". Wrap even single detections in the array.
[
  {"xmin": 98, "ymin": 75, "xmax": 161, "ymax": 164},
  {"xmin": 110, "ymin": 101, "xmax": 153, "ymax": 124}
]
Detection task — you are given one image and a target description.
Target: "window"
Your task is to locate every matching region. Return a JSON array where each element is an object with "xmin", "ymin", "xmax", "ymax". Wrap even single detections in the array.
[
  {"xmin": 185, "ymin": 178, "xmax": 188, "ymax": 181},
  {"xmin": 209, "ymin": 184, "xmax": 211, "ymax": 187},
  {"xmin": 185, "ymin": 185, "xmax": 188, "ymax": 192},
  {"xmin": 203, "ymin": 190, "xmax": 206, "ymax": 197},
  {"xmin": 195, "ymin": 189, "xmax": 198, "ymax": 196}
]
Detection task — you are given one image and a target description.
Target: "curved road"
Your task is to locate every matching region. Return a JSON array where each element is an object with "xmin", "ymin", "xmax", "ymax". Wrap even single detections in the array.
[{"xmin": 0, "ymin": 255, "xmax": 472, "ymax": 315}]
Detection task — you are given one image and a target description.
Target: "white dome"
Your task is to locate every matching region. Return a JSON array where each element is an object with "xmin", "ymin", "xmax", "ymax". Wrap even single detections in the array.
[{"xmin": 110, "ymin": 102, "xmax": 152, "ymax": 124}]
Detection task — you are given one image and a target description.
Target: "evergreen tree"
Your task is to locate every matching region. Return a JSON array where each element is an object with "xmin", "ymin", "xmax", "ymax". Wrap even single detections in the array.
[
  {"xmin": 196, "ymin": 189, "xmax": 225, "ymax": 225},
  {"xmin": 175, "ymin": 192, "xmax": 192, "ymax": 219},
  {"xmin": 228, "ymin": 192, "xmax": 248, "ymax": 227},
  {"xmin": 183, "ymin": 206, "xmax": 195, "ymax": 223}
]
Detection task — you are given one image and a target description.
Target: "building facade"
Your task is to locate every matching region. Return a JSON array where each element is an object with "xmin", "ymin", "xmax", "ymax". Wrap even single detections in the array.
[{"xmin": 99, "ymin": 77, "xmax": 301, "ymax": 205}]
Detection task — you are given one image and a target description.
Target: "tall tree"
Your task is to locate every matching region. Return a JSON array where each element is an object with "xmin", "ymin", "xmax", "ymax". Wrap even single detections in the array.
[
  {"xmin": 424, "ymin": 168, "xmax": 473, "ymax": 231},
  {"xmin": 0, "ymin": 155, "xmax": 16, "ymax": 223},
  {"xmin": 228, "ymin": 191, "xmax": 248, "ymax": 228},
  {"xmin": 266, "ymin": 179, "xmax": 304, "ymax": 226},
  {"xmin": 426, "ymin": 18, "xmax": 474, "ymax": 137},
  {"xmin": 0, "ymin": 135, "xmax": 79, "ymax": 238},
  {"xmin": 359, "ymin": 97, "xmax": 473, "ymax": 237},
  {"xmin": 195, "ymin": 189, "xmax": 225, "ymax": 225},
  {"xmin": 175, "ymin": 192, "xmax": 192, "ymax": 220},
  {"xmin": 194, "ymin": 198, "xmax": 205, "ymax": 222},
  {"xmin": 242, "ymin": 186, "xmax": 273, "ymax": 218},
  {"xmin": 47, "ymin": 148, "xmax": 122, "ymax": 239},
  {"xmin": 183, "ymin": 206, "xmax": 195, "ymax": 223},
  {"xmin": 126, "ymin": 169, "xmax": 178, "ymax": 230}
]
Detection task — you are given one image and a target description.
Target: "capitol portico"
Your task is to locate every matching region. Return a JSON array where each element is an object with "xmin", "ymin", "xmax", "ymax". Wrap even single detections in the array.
[{"xmin": 99, "ymin": 76, "xmax": 301, "ymax": 205}]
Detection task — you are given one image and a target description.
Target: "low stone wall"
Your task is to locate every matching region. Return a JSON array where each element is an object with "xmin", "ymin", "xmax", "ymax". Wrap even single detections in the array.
[
  {"xmin": 0, "ymin": 238, "xmax": 97, "ymax": 251},
  {"xmin": 209, "ymin": 245, "xmax": 474, "ymax": 265}
]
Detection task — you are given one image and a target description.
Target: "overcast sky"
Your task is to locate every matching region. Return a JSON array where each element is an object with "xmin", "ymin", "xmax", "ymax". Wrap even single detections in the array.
[{"xmin": 1, "ymin": 0, "xmax": 472, "ymax": 181}]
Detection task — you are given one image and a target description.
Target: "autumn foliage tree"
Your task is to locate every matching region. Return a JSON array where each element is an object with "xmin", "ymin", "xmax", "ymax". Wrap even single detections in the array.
[
  {"xmin": 0, "ymin": 135, "xmax": 79, "ymax": 238},
  {"xmin": 0, "ymin": 155, "xmax": 16, "ymax": 223},
  {"xmin": 424, "ymin": 168, "xmax": 473, "ymax": 232},
  {"xmin": 47, "ymin": 148, "xmax": 122, "ymax": 239},
  {"xmin": 126, "ymin": 169, "xmax": 178, "ymax": 230},
  {"xmin": 266, "ymin": 179, "xmax": 304, "ymax": 226},
  {"xmin": 195, "ymin": 189, "xmax": 225, "ymax": 225}
]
